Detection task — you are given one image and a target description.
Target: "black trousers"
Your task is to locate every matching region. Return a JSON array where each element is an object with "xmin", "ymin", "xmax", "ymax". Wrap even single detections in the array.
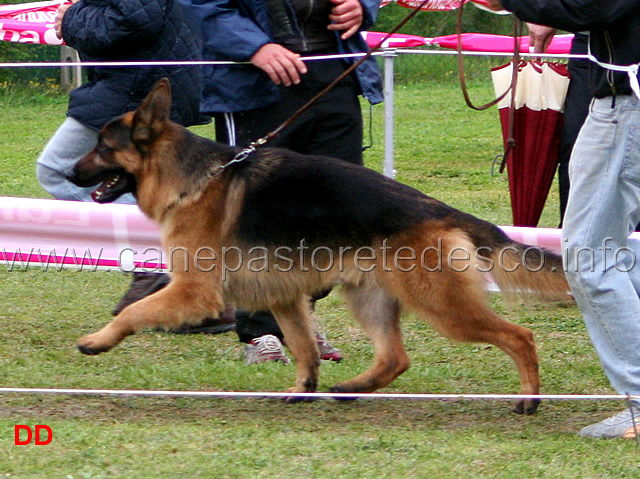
[
  {"xmin": 213, "ymin": 56, "xmax": 365, "ymax": 343},
  {"xmin": 215, "ymin": 56, "xmax": 364, "ymax": 164},
  {"xmin": 558, "ymin": 33, "xmax": 590, "ymax": 226}
]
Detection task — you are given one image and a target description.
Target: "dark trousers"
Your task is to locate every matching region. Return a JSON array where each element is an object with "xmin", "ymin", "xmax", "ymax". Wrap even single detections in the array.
[
  {"xmin": 558, "ymin": 33, "xmax": 590, "ymax": 225},
  {"xmin": 213, "ymin": 56, "xmax": 364, "ymax": 342},
  {"xmin": 215, "ymin": 57, "xmax": 364, "ymax": 164}
]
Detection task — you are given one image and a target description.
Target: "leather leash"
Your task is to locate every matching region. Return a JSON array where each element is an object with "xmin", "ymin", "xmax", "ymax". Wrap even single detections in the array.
[
  {"xmin": 222, "ymin": 0, "xmax": 434, "ymax": 169},
  {"xmin": 456, "ymin": 2, "xmax": 522, "ymax": 173},
  {"xmin": 224, "ymin": 0, "xmax": 524, "ymax": 175}
]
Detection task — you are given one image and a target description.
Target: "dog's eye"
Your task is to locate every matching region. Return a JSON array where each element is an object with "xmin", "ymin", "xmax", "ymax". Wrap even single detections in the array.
[{"xmin": 96, "ymin": 143, "xmax": 113, "ymax": 156}]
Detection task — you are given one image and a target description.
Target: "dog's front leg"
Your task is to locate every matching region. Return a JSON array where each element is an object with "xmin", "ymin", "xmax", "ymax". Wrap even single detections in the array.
[
  {"xmin": 77, "ymin": 279, "xmax": 223, "ymax": 355},
  {"xmin": 270, "ymin": 299, "xmax": 320, "ymax": 402}
]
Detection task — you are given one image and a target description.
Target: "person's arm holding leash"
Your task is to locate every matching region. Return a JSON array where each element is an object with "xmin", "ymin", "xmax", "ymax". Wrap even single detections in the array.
[
  {"xmin": 183, "ymin": 0, "xmax": 306, "ymax": 86},
  {"xmin": 250, "ymin": 44, "xmax": 307, "ymax": 87},
  {"xmin": 254, "ymin": 0, "xmax": 367, "ymax": 84},
  {"xmin": 527, "ymin": 23, "xmax": 555, "ymax": 53}
]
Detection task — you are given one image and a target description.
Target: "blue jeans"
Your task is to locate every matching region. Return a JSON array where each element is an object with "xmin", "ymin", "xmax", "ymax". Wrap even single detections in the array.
[
  {"xmin": 562, "ymin": 95, "xmax": 640, "ymax": 398},
  {"xmin": 36, "ymin": 117, "xmax": 135, "ymax": 204}
]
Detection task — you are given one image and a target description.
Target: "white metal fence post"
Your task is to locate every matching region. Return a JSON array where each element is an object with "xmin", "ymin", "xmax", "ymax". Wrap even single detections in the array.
[{"xmin": 382, "ymin": 49, "xmax": 397, "ymax": 178}]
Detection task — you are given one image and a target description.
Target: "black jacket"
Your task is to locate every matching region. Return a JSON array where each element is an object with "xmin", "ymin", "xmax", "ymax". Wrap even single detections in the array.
[
  {"xmin": 500, "ymin": 0, "xmax": 640, "ymax": 98},
  {"xmin": 61, "ymin": 0, "xmax": 204, "ymax": 130}
]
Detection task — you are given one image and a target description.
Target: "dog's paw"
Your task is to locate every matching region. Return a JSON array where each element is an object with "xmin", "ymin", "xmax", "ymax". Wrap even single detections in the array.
[
  {"xmin": 281, "ymin": 387, "xmax": 316, "ymax": 404},
  {"xmin": 513, "ymin": 398, "xmax": 541, "ymax": 415},
  {"xmin": 328, "ymin": 385, "xmax": 359, "ymax": 401},
  {"xmin": 76, "ymin": 333, "xmax": 114, "ymax": 355}
]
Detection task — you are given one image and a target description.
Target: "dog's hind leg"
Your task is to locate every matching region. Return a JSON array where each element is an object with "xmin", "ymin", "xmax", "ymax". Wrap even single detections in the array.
[
  {"xmin": 330, "ymin": 285, "xmax": 410, "ymax": 395},
  {"xmin": 429, "ymin": 304, "xmax": 540, "ymax": 415},
  {"xmin": 270, "ymin": 298, "xmax": 320, "ymax": 401},
  {"xmin": 77, "ymin": 277, "xmax": 222, "ymax": 355},
  {"xmin": 390, "ymin": 266, "xmax": 541, "ymax": 415}
]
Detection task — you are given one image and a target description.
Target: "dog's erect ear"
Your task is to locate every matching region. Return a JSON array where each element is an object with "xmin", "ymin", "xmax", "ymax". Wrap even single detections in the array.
[{"xmin": 132, "ymin": 78, "xmax": 172, "ymax": 144}]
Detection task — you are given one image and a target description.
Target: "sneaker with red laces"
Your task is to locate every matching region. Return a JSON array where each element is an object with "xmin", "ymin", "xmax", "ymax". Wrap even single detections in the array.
[
  {"xmin": 316, "ymin": 334, "xmax": 343, "ymax": 362},
  {"xmin": 282, "ymin": 334, "xmax": 344, "ymax": 362},
  {"xmin": 245, "ymin": 335, "xmax": 289, "ymax": 365}
]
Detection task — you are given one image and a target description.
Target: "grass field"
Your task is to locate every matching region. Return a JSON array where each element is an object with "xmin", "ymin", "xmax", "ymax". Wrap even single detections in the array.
[{"xmin": 1, "ymin": 73, "xmax": 639, "ymax": 478}]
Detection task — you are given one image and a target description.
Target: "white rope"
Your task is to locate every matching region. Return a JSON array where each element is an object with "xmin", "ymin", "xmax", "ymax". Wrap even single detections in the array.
[
  {"xmin": 0, "ymin": 49, "xmax": 589, "ymax": 69},
  {"xmin": 0, "ymin": 53, "xmax": 368, "ymax": 68},
  {"xmin": 0, "ymin": 46, "xmax": 629, "ymax": 407},
  {"xmin": 586, "ymin": 35, "xmax": 640, "ymax": 100},
  {"xmin": 0, "ymin": 387, "xmax": 637, "ymax": 401},
  {"xmin": 386, "ymin": 48, "xmax": 589, "ymax": 60}
]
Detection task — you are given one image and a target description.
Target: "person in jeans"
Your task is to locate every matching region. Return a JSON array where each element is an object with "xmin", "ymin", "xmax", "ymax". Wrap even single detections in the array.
[
  {"xmin": 38, "ymin": 0, "xmax": 204, "ymax": 314},
  {"xmin": 489, "ymin": 0, "xmax": 640, "ymax": 439},
  {"xmin": 179, "ymin": 0, "xmax": 384, "ymax": 364}
]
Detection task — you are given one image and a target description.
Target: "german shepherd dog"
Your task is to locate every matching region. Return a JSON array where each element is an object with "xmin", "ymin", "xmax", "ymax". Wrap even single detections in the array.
[{"xmin": 69, "ymin": 79, "xmax": 570, "ymax": 414}]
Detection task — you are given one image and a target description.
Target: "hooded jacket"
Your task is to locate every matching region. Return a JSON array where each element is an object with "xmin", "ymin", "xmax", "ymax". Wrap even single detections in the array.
[
  {"xmin": 499, "ymin": 0, "xmax": 640, "ymax": 99},
  {"xmin": 180, "ymin": 0, "xmax": 384, "ymax": 113},
  {"xmin": 61, "ymin": 0, "xmax": 204, "ymax": 130}
]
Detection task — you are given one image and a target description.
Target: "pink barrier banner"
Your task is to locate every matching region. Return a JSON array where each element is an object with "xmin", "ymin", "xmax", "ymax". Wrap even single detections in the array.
[
  {"xmin": 15, "ymin": 197, "xmax": 640, "ymax": 279},
  {"xmin": 361, "ymin": 31, "xmax": 429, "ymax": 48},
  {"xmin": 499, "ymin": 225, "xmax": 562, "ymax": 255},
  {"xmin": 430, "ymin": 33, "xmax": 574, "ymax": 54},
  {"xmin": 0, "ymin": 196, "xmax": 571, "ymax": 273},
  {"xmin": 0, "ymin": 0, "xmax": 568, "ymax": 53},
  {"xmin": 381, "ymin": 0, "xmax": 467, "ymax": 10},
  {"xmin": 363, "ymin": 31, "xmax": 574, "ymax": 54},
  {"xmin": 381, "ymin": 0, "xmax": 508, "ymax": 13},
  {"xmin": 0, "ymin": 0, "xmax": 64, "ymax": 45},
  {"xmin": 0, "ymin": 196, "xmax": 162, "ymax": 271}
]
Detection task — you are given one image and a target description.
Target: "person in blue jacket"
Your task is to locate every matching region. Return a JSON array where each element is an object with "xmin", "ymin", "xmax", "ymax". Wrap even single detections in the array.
[
  {"xmin": 37, "ymin": 0, "xmax": 204, "ymax": 314},
  {"xmin": 179, "ymin": 0, "xmax": 384, "ymax": 364},
  {"xmin": 489, "ymin": 0, "xmax": 640, "ymax": 439}
]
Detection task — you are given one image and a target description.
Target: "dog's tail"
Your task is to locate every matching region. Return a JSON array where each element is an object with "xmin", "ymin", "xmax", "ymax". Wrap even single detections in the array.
[{"xmin": 459, "ymin": 215, "xmax": 571, "ymax": 302}]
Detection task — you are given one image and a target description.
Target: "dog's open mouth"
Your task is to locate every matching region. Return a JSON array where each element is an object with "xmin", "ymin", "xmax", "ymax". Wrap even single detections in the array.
[{"xmin": 91, "ymin": 174, "xmax": 133, "ymax": 203}]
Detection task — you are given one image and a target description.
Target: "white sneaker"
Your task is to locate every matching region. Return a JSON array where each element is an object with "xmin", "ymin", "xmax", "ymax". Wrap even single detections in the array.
[
  {"xmin": 579, "ymin": 405, "xmax": 640, "ymax": 439},
  {"xmin": 245, "ymin": 334, "xmax": 289, "ymax": 365}
]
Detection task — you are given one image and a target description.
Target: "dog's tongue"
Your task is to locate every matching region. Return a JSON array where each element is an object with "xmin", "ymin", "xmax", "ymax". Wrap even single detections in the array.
[{"xmin": 91, "ymin": 175, "xmax": 125, "ymax": 203}]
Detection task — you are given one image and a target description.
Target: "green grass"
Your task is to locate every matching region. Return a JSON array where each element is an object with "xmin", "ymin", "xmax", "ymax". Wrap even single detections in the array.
[{"xmin": 1, "ymin": 82, "xmax": 637, "ymax": 478}]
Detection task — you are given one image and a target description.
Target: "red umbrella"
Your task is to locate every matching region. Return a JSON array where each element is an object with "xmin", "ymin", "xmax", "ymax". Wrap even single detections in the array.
[{"xmin": 491, "ymin": 61, "xmax": 570, "ymax": 226}]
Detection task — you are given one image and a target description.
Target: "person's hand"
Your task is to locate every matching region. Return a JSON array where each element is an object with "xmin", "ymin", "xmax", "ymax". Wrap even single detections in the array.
[
  {"xmin": 527, "ymin": 23, "xmax": 556, "ymax": 53},
  {"xmin": 250, "ymin": 43, "xmax": 308, "ymax": 86},
  {"xmin": 55, "ymin": 3, "xmax": 72, "ymax": 39},
  {"xmin": 327, "ymin": 0, "xmax": 363, "ymax": 40},
  {"xmin": 55, "ymin": 0, "xmax": 80, "ymax": 39}
]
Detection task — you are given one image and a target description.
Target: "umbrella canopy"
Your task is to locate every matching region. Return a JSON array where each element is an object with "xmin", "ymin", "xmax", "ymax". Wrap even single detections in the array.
[{"xmin": 491, "ymin": 61, "xmax": 570, "ymax": 226}]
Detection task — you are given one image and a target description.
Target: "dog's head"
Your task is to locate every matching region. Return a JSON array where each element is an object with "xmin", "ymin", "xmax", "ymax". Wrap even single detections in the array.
[{"xmin": 68, "ymin": 78, "xmax": 173, "ymax": 203}]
